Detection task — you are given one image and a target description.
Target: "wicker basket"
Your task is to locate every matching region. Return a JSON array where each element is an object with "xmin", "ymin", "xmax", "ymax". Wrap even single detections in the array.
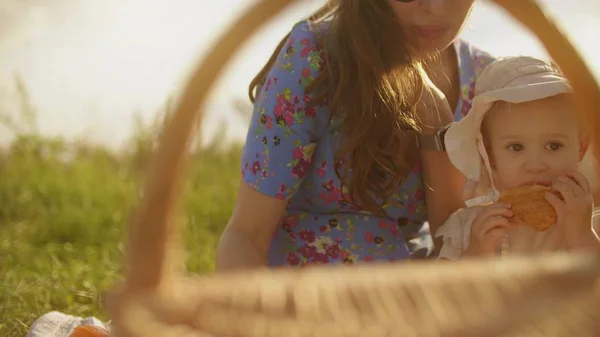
[{"xmin": 104, "ymin": 1, "xmax": 600, "ymax": 336}]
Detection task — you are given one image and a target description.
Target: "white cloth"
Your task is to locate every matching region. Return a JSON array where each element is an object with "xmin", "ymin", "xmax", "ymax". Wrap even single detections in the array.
[
  {"xmin": 27, "ymin": 311, "xmax": 110, "ymax": 337},
  {"xmin": 435, "ymin": 206, "xmax": 481, "ymax": 260},
  {"xmin": 436, "ymin": 193, "xmax": 497, "ymax": 261}
]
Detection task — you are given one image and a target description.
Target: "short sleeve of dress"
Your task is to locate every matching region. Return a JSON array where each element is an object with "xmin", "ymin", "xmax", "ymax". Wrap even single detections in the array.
[
  {"xmin": 435, "ymin": 207, "xmax": 481, "ymax": 261},
  {"xmin": 241, "ymin": 21, "xmax": 330, "ymax": 200}
]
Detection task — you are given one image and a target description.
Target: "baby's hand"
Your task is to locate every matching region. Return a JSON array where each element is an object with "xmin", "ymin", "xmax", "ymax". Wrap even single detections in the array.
[
  {"xmin": 545, "ymin": 171, "xmax": 597, "ymax": 250},
  {"xmin": 462, "ymin": 203, "xmax": 514, "ymax": 258}
]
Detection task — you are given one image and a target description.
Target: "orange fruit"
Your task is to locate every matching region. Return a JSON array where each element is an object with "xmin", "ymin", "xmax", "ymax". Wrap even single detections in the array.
[{"xmin": 69, "ymin": 325, "xmax": 111, "ymax": 337}]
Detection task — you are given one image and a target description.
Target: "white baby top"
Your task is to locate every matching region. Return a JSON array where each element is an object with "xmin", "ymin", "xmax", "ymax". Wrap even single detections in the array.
[{"xmin": 434, "ymin": 203, "xmax": 586, "ymax": 261}]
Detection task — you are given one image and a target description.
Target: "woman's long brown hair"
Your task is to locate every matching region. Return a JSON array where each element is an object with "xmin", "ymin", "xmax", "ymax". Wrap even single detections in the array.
[{"xmin": 249, "ymin": 0, "xmax": 424, "ymax": 217}]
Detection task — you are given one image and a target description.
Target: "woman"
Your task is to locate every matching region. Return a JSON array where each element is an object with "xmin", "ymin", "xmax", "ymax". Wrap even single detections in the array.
[{"xmin": 216, "ymin": 0, "xmax": 496, "ymax": 269}]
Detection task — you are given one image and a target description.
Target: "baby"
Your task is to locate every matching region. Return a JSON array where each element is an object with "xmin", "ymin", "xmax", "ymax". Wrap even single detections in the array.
[{"xmin": 436, "ymin": 55, "xmax": 600, "ymax": 260}]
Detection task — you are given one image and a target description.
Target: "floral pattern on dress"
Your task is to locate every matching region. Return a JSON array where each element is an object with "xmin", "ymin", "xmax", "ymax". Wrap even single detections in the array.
[
  {"xmin": 240, "ymin": 20, "xmax": 496, "ymax": 267},
  {"xmin": 456, "ymin": 40, "xmax": 495, "ymax": 117}
]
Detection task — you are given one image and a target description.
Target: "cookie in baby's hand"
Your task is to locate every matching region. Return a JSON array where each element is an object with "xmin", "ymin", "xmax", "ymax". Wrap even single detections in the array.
[{"xmin": 497, "ymin": 184, "xmax": 562, "ymax": 231}]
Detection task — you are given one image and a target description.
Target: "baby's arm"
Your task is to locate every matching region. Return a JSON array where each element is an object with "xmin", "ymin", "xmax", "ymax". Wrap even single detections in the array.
[{"xmin": 436, "ymin": 203, "xmax": 513, "ymax": 260}]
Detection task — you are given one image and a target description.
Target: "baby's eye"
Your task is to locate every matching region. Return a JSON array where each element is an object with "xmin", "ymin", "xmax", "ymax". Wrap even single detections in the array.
[
  {"xmin": 506, "ymin": 143, "xmax": 524, "ymax": 152},
  {"xmin": 545, "ymin": 142, "xmax": 563, "ymax": 151}
]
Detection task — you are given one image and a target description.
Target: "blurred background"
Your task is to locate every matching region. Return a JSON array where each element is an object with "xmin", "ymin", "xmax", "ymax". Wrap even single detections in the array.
[
  {"xmin": 0, "ymin": 0, "xmax": 598, "ymax": 335},
  {"xmin": 1, "ymin": 0, "xmax": 599, "ymax": 149}
]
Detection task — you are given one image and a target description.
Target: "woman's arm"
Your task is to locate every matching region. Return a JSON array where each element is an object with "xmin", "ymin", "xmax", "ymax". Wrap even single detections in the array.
[
  {"xmin": 570, "ymin": 228, "xmax": 600, "ymax": 253},
  {"xmin": 215, "ymin": 22, "xmax": 328, "ymax": 272},
  {"xmin": 215, "ymin": 183, "xmax": 286, "ymax": 271},
  {"xmin": 417, "ymin": 68, "xmax": 466, "ymax": 250},
  {"xmin": 571, "ymin": 212, "xmax": 600, "ymax": 253},
  {"xmin": 421, "ymin": 146, "xmax": 466, "ymax": 249}
]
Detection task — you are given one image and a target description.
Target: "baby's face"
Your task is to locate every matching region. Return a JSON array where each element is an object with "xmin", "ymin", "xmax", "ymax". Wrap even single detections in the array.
[{"xmin": 484, "ymin": 94, "xmax": 585, "ymax": 190}]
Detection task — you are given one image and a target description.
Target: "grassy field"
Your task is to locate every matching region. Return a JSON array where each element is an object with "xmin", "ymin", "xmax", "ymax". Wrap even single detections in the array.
[{"xmin": 0, "ymin": 128, "xmax": 242, "ymax": 335}]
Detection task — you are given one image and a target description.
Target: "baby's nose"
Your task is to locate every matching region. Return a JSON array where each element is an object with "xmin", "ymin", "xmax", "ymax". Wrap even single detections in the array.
[{"xmin": 523, "ymin": 156, "xmax": 549, "ymax": 173}]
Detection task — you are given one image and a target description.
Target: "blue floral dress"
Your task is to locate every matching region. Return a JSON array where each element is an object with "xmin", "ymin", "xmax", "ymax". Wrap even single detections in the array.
[{"xmin": 241, "ymin": 20, "xmax": 495, "ymax": 267}]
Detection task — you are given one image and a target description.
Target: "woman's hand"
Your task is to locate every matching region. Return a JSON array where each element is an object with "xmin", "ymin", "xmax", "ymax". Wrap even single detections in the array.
[
  {"xmin": 461, "ymin": 203, "xmax": 514, "ymax": 258},
  {"xmin": 545, "ymin": 171, "xmax": 600, "ymax": 252}
]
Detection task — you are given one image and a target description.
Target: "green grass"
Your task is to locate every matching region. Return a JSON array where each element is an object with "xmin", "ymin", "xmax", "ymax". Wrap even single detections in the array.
[{"xmin": 0, "ymin": 133, "xmax": 242, "ymax": 336}]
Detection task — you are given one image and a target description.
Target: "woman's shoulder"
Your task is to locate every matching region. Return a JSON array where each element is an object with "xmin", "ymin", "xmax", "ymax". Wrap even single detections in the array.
[
  {"xmin": 264, "ymin": 19, "xmax": 330, "ymax": 94},
  {"xmin": 289, "ymin": 19, "xmax": 330, "ymax": 42},
  {"xmin": 283, "ymin": 19, "xmax": 330, "ymax": 61},
  {"xmin": 240, "ymin": 20, "xmax": 334, "ymax": 201},
  {"xmin": 456, "ymin": 39, "xmax": 497, "ymax": 77}
]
